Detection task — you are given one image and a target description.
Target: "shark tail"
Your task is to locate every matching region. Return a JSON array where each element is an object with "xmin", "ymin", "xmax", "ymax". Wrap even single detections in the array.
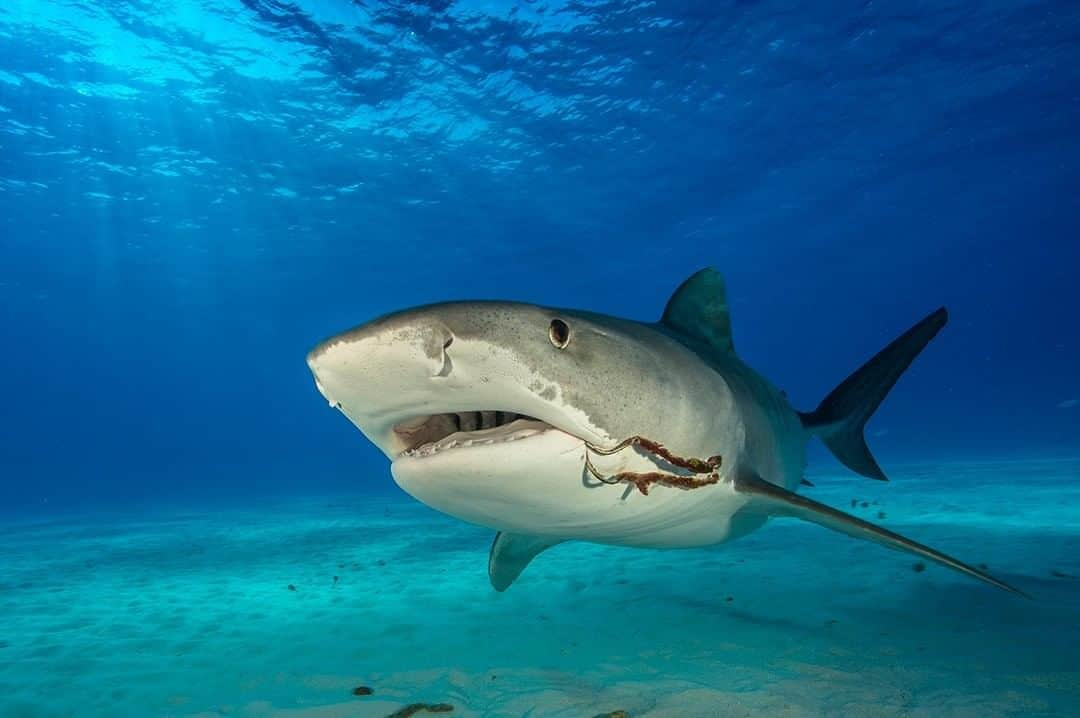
[{"xmin": 799, "ymin": 307, "xmax": 948, "ymax": 481}]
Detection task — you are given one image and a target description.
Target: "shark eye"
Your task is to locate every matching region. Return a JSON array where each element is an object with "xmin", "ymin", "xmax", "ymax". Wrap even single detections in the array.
[{"xmin": 548, "ymin": 318, "xmax": 571, "ymax": 349}]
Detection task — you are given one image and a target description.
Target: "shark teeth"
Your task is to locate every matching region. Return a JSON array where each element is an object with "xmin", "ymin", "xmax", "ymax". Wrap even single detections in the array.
[{"xmin": 399, "ymin": 420, "xmax": 549, "ymax": 459}]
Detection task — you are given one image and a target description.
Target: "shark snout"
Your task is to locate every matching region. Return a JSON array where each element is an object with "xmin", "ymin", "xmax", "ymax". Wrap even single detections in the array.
[
  {"xmin": 304, "ymin": 347, "xmax": 335, "ymax": 408},
  {"xmin": 305, "ymin": 318, "xmax": 458, "ymax": 412},
  {"xmin": 307, "ymin": 320, "xmax": 452, "ymax": 375},
  {"xmin": 305, "ymin": 346, "xmax": 322, "ymax": 377}
]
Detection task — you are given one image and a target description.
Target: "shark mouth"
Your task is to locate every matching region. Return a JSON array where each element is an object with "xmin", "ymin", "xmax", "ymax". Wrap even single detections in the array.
[{"xmin": 392, "ymin": 412, "xmax": 558, "ymax": 459}]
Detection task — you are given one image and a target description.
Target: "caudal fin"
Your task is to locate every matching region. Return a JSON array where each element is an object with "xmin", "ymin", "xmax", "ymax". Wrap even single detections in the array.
[{"xmin": 800, "ymin": 307, "xmax": 948, "ymax": 481}]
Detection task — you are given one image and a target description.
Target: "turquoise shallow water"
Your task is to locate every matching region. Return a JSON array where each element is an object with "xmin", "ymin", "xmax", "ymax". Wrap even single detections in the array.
[{"xmin": 2, "ymin": 459, "xmax": 1078, "ymax": 718}]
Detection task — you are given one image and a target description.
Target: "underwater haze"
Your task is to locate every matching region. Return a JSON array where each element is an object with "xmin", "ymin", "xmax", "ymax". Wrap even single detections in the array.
[{"xmin": 1, "ymin": 1, "xmax": 1079, "ymax": 717}]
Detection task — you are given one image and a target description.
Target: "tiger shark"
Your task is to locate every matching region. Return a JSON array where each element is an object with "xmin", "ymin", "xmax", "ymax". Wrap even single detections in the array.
[{"xmin": 306, "ymin": 268, "xmax": 1025, "ymax": 596}]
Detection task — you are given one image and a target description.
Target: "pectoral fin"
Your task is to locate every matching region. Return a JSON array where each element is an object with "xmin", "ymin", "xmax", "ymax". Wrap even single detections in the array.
[
  {"xmin": 734, "ymin": 470, "xmax": 1028, "ymax": 598},
  {"xmin": 488, "ymin": 532, "xmax": 563, "ymax": 591}
]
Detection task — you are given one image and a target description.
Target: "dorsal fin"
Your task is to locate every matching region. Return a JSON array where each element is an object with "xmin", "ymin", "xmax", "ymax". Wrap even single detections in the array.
[{"xmin": 660, "ymin": 268, "xmax": 735, "ymax": 355}]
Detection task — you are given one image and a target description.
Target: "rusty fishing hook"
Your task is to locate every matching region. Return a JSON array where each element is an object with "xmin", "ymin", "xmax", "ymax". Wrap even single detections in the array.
[{"xmin": 583, "ymin": 435, "xmax": 723, "ymax": 496}]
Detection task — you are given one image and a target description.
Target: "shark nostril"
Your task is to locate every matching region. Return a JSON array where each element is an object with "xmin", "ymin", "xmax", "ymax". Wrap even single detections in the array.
[
  {"xmin": 436, "ymin": 342, "xmax": 454, "ymax": 378},
  {"xmin": 433, "ymin": 329, "xmax": 455, "ymax": 378}
]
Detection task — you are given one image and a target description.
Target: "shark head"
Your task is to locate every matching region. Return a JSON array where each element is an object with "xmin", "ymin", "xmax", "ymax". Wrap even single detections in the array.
[{"xmin": 306, "ymin": 298, "xmax": 740, "ymax": 543}]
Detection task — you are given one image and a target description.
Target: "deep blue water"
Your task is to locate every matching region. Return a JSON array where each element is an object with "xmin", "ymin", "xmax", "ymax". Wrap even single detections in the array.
[
  {"xmin": 1, "ymin": 0, "xmax": 1078, "ymax": 513},
  {"xmin": 3, "ymin": 5, "xmax": 1080, "ymax": 718}
]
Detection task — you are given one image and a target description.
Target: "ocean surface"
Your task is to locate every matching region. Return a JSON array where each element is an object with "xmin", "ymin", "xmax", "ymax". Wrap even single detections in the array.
[{"xmin": 1, "ymin": 1, "xmax": 1079, "ymax": 717}]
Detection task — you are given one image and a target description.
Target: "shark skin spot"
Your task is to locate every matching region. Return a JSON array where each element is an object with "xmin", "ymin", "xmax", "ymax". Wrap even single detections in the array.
[{"xmin": 528, "ymin": 379, "xmax": 559, "ymax": 399}]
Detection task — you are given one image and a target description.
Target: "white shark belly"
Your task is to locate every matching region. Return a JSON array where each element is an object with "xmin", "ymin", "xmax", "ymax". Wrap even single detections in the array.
[{"xmin": 391, "ymin": 428, "xmax": 757, "ymax": 548}]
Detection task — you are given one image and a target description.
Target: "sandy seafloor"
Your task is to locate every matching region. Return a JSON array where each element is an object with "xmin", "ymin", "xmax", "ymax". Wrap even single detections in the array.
[{"xmin": 2, "ymin": 459, "xmax": 1079, "ymax": 718}]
